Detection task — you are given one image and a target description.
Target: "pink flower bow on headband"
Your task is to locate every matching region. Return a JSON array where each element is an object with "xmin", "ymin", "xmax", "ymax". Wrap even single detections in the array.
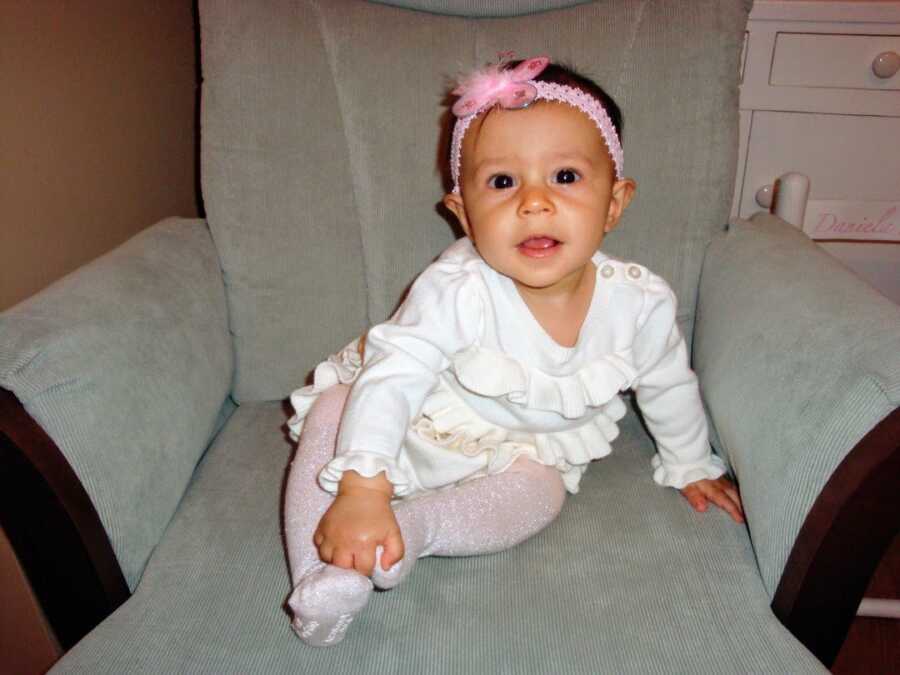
[{"xmin": 451, "ymin": 56, "xmax": 550, "ymax": 117}]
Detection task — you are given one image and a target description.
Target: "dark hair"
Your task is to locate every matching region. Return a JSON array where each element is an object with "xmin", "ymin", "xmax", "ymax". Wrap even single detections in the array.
[{"xmin": 506, "ymin": 60, "xmax": 623, "ymax": 141}]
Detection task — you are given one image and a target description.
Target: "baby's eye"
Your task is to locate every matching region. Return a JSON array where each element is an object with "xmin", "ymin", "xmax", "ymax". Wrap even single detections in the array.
[
  {"xmin": 488, "ymin": 174, "xmax": 515, "ymax": 190},
  {"xmin": 554, "ymin": 169, "xmax": 580, "ymax": 184}
]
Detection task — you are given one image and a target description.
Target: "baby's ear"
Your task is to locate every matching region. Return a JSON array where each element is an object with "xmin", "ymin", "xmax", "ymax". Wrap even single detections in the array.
[
  {"xmin": 443, "ymin": 192, "xmax": 472, "ymax": 238},
  {"xmin": 605, "ymin": 178, "xmax": 637, "ymax": 233}
]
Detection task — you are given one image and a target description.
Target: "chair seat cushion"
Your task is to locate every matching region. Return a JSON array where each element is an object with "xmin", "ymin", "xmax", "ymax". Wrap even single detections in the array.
[{"xmin": 52, "ymin": 402, "xmax": 825, "ymax": 674}]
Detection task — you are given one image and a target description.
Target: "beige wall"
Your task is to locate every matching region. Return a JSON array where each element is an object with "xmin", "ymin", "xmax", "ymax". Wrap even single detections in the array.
[{"xmin": 0, "ymin": 0, "xmax": 199, "ymax": 311}]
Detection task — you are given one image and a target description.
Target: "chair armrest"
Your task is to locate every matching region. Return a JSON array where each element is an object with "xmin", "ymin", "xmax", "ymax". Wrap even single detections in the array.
[
  {"xmin": 0, "ymin": 218, "xmax": 234, "ymax": 596},
  {"xmin": 693, "ymin": 212, "xmax": 900, "ymax": 665}
]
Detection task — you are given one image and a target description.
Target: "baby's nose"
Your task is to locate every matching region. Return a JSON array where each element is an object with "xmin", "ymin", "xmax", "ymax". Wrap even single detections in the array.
[{"xmin": 517, "ymin": 186, "xmax": 554, "ymax": 216}]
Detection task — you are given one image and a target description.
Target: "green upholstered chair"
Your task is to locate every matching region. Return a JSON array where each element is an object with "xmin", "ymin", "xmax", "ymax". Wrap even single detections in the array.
[{"xmin": 2, "ymin": 1, "xmax": 897, "ymax": 672}]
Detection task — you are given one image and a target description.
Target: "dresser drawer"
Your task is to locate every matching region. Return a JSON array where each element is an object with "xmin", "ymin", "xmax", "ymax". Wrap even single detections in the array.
[
  {"xmin": 771, "ymin": 32, "xmax": 900, "ymax": 90},
  {"xmin": 740, "ymin": 111, "xmax": 900, "ymax": 219},
  {"xmin": 739, "ymin": 110, "xmax": 900, "ymax": 303}
]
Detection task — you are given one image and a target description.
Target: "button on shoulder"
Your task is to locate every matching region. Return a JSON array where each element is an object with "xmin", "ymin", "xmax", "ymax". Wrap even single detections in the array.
[{"xmin": 596, "ymin": 258, "xmax": 650, "ymax": 288}]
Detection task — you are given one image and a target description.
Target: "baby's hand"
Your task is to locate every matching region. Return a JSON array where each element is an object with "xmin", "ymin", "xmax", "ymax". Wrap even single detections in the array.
[
  {"xmin": 680, "ymin": 476, "xmax": 745, "ymax": 524},
  {"xmin": 314, "ymin": 471, "xmax": 404, "ymax": 576}
]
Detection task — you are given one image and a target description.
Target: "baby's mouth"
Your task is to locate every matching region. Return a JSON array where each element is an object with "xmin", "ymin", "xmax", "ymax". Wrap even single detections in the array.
[{"xmin": 518, "ymin": 236, "xmax": 561, "ymax": 258}]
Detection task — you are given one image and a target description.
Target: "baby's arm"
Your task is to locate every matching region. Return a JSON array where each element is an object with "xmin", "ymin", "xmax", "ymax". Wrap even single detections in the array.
[
  {"xmin": 314, "ymin": 256, "xmax": 485, "ymax": 572},
  {"xmin": 314, "ymin": 470, "xmax": 404, "ymax": 576},
  {"xmin": 631, "ymin": 275, "xmax": 744, "ymax": 523},
  {"xmin": 323, "ymin": 260, "xmax": 485, "ymax": 498}
]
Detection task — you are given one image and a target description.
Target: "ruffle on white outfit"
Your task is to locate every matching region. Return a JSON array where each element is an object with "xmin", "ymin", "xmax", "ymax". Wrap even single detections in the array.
[
  {"xmin": 318, "ymin": 449, "xmax": 416, "ymax": 497},
  {"xmin": 651, "ymin": 453, "xmax": 727, "ymax": 489},
  {"xmin": 452, "ymin": 344, "xmax": 636, "ymax": 419},
  {"xmin": 287, "ymin": 343, "xmax": 362, "ymax": 442}
]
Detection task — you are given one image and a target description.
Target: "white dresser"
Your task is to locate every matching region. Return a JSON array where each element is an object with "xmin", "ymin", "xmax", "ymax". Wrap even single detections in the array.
[{"xmin": 735, "ymin": 0, "xmax": 900, "ymax": 303}]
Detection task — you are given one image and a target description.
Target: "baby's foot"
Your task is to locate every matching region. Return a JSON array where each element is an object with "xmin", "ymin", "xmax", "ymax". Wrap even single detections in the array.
[
  {"xmin": 288, "ymin": 565, "xmax": 373, "ymax": 647},
  {"xmin": 371, "ymin": 545, "xmax": 417, "ymax": 590}
]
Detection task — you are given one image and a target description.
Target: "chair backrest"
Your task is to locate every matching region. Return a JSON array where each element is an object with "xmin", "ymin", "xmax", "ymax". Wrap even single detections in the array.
[{"xmin": 200, "ymin": 0, "xmax": 749, "ymax": 402}]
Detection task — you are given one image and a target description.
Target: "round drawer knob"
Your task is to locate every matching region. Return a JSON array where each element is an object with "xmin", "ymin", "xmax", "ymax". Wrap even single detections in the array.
[
  {"xmin": 872, "ymin": 51, "xmax": 900, "ymax": 79},
  {"xmin": 755, "ymin": 184, "xmax": 774, "ymax": 209}
]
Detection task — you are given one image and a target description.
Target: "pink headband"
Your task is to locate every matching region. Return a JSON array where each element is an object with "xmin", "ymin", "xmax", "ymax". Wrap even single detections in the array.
[{"xmin": 449, "ymin": 56, "xmax": 624, "ymax": 194}]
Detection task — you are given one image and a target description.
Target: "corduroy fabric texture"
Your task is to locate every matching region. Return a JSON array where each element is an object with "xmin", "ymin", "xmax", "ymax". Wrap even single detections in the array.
[
  {"xmin": 51, "ymin": 401, "xmax": 825, "ymax": 674},
  {"xmin": 693, "ymin": 213, "xmax": 900, "ymax": 597},
  {"xmin": 200, "ymin": 0, "xmax": 747, "ymax": 402},
  {"xmin": 0, "ymin": 218, "xmax": 233, "ymax": 590}
]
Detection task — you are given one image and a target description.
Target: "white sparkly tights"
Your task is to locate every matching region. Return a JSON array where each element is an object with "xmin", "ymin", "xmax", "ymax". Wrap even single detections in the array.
[{"xmin": 284, "ymin": 384, "xmax": 567, "ymax": 646}]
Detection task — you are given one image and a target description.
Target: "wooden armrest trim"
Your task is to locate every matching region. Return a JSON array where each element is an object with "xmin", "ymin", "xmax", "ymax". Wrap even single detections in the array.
[
  {"xmin": 773, "ymin": 406, "xmax": 900, "ymax": 667},
  {"xmin": 0, "ymin": 388, "xmax": 129, "ymax": 650}
]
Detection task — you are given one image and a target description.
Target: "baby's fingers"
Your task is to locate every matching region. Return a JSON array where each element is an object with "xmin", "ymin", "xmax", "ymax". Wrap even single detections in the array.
[
  {"xmin": 708, "ymin": 489, "xmax": 745, "ymax": 524},
  {"xmin": 380, "ymin": 530, "xmax": 405, "ymax": 571},
  {"xmin": 681, "ymin": 485, "xmax": 708, "ymax": 513},
  {"xmin": 317, "ymin": 539, "xmax": 335, "ymax": 564},
  {"xmin": 354, "ymin": 546, "xmax": 376, "ymax": 577},
  {"xmin": 722, "ymin": 483, "xmax": 744, "ymax": 516},
  {"xmin": 332, "ymin": 548, "xmax": 356, "ymax": 571}
]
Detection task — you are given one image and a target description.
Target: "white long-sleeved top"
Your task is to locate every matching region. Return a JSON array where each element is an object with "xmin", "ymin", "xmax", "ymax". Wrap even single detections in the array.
[{"xmin": 288, "ymin": 237, "xmax": 725, "ymax": 496}]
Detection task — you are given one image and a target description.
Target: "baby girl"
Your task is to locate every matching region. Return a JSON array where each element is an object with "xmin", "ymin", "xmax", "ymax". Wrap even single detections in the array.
[{"xmin": 283, "ymin": 56, "xmax": 744, "ymax": 647}]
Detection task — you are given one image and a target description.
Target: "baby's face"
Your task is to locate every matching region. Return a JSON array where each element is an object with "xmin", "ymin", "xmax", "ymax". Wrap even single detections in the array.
[{"xmin": 444, "ymin": 102, "xmax": 635, "ymax": 294}]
